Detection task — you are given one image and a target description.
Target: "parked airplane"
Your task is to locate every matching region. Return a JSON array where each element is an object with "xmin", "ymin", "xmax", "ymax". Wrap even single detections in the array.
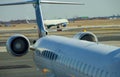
[
  {"xmin": 1, "ymin": 0, "xmax": 120, "ymax": 77},
  {"xmin": 44, "ymin": 19, "xmax": 68, "ymax": 29}
]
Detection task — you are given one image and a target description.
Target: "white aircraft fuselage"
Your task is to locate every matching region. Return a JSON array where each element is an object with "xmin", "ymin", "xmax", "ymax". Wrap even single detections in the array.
[{"xmin": 33, "ymin": 35, "xmax": 120, "ymax": 77}]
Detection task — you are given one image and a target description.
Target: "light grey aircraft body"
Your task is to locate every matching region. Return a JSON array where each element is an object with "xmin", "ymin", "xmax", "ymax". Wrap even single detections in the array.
[{"xmin": 33, "ymin": 35, "xmax": 120, "ymax": 77}]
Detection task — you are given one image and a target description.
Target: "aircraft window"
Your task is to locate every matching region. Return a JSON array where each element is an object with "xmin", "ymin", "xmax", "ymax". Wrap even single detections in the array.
[
  {"xmin": 76, "ymin": 61, "xmax": 81, "ymax": 72},
  {"xmin": 46, "ymin": 51, "xmax": 49, "ymax": 58},
  {"xmin": 100, "ymin": 71, "xmax": 109, "ymax": 77},
  {"xmin": 73, "ymin": 59, "xmax": 76, "ymax": 69},
  {"xmin": 41, "ymin": 50, "xmax": 58, "ymax": 60},
  {"xmin": 91, "ymin": 67, "xmax": 95, "ymax": 77},
  {"xmin": 41, "ymin": 51, "xmax": 45, "ymax": 56},
  {"xmin": 95, "ymin": 68, "xmax": 100, "ymax": 77},
  {"xmin": 53, "ymin": 53, "xmax": 58, "ymax": 60},
  {"xmin": 98, "ymin": 69, "xmax": 103, "ymax": 77},
  {"xmin": 64, "ymin": 57, "xmax": 67, "ymax": 66},
  {"xmin": 64, "ymin": 57, "xmax": 67, "ymax": 65},
  {"xmin": 61, "ymin": 56, "xmax": 65, "ymax": 64},
  {"xmin": 65, "ymin": 57, "xmax": 69, "ymax": 67},
  {"xmin": 107, "ymin": 72, "xmax": 111, "ymax": 77},
  {"xmin": 72, "ymin": 59, "xmax": 76, "ymax": 69},
  {"xmin": 48, "ymin": 51, "xmax": 51, "ymax": 59},
  {"xmin": 92, "ymin": 67, "xmax": 98, "ymax": 77},
  {"xmin": 58, "ymin": 55, "xmax": 62, "ymax": 63},
  {"xmin": 84, "ymin": 64, "xmax": 89, "ymax": 75},
  {"xmin": 70, "ymin": 58, "xmax": 73, "ymax": 69},
  {"xmin": 73, "ymin": 59, "xmax": 77, "ymax": 70},
  {"xmin": 49, "ymin": 52, "xmax": 53, "ymax": 60},
  {"xmin": 70, "ymin": 58, "xmax": 74, "ymax": 69},
  {"xmin": 42, "ymin": 50, "xmax": 46, "ymax": 57},
  {"xmin": 88, "ymin": 65, "xmax": 93, "ymax": 76},
  {"xmin": 67, "ymin": 58, "xmax": 71, "ymax": 68},
  {"xmin": 105, "ymin": 72, "xmax": 109, "ymax": 77},
  {"xmin": 45, "ymin": 51, "xmax": 48, "ymax": 57},
  {"xmin": 85, "ymin": 65, "xmax": 91, "ymax": 76},
  {"xmin": 75, "ymin": 60, "xmax": 79, "ymax": 71},
  {"xmin": 78, "ymin": 62, "xmax": 83, "ymax": 73},
  {"xmin": 101, "ymin": 70, "xmax": 106, "ymax": 77},
  {"xmin": 96, "ymin": 69, "xmax": 101, "ymax": 77},
  {"xmin": 82, "ymin": 64, "xmax": 87, "ymax": 74},
  {"xmin": 70, "ymin": 60, "xmax": 73, "ymax": 68},
  {"xmin": 52, "ymin": 53, "xmax": 57, "ymax": 60},
  {"xmin": 65, "ymin": 57, "xmax": 67, "ymax": 66},
  {"xmin": 80, "ymin": 62, "xmax": 85, "ymax": 73},
  {"xmin": 66, "ymin": 58, "xmax": 70, "ymax": 68}
]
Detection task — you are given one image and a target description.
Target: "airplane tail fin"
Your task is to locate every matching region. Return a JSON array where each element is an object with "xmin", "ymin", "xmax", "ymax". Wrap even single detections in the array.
[{"xmin": 0, "ymin": 0, "xmax": 84, "ymax": 38}]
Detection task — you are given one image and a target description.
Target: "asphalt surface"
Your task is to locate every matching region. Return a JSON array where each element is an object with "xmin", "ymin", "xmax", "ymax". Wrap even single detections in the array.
[
  {"xmin": 0, "ymin": 50, "xmax": 46, "ymax": 77},
  {"xmin": 0, "ymin": 26, "xmax": 120, "ymax": 77}
]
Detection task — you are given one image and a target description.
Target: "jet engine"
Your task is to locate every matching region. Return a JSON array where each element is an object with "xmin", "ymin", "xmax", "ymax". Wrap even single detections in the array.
[
  {"xmin": 73, "ymin": 32, "xmax": 98, "ymax": 42},
  {"xmin": 6, "ymin": 34, "xmax": 30, "ymax": 57}
]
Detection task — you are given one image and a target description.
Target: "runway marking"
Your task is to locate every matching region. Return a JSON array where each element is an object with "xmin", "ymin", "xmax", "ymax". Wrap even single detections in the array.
[
  {"xmin": 0, "ymin": 47, "xmax": 6, "ymax": 52},
  {"xmin": 0, "ymin": 65, "xmax": 32, "ymax": 70},
  {"xmin": 1, "ymin": 59, "xmax": 32, "ymax": 63}
]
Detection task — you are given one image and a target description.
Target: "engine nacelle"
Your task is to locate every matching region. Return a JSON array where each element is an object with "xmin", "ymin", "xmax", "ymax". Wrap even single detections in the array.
[
  {"xmin": 6, "ymin": 34, "xmax": 30, "ymax": 57},
  {"xmin": 73, "ymin": 32, "xmax": 98, "ymax": 42}
]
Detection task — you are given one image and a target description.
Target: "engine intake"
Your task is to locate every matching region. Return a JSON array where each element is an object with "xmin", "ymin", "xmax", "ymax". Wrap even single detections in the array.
[
  {"xmin": 73, "ymin": 32, "xmax": 98, "ymax": 42},
  {"xmin": 6, "ymin": 34, "xmax": 30, "ymax": 57}
]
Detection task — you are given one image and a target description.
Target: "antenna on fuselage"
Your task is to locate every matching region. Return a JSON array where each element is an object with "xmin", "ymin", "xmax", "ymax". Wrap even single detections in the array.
[{"xmin": 0, "ymin": 0, "xmax": 84, "ymax": 38}]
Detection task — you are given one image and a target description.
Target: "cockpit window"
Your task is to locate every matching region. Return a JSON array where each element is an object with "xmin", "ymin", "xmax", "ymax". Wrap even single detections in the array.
[{"xmin": 42, "ymin": 50, "xmax": 58, "ymax": 60}]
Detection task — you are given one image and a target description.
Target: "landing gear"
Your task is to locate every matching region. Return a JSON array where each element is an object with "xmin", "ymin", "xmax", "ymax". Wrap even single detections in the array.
[
  {"xmin": 57, "ymin": 25, "xmax": 60, "ymax": 28},
  {"xmin": 57, "ymin": 25, "xmax": 62, "ymax": 31}
]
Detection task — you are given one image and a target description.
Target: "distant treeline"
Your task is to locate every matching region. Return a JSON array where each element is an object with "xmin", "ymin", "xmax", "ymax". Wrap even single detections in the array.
[
  {"xmin": 0, "ymin": 19, "xmax": 36, "ymax": 24},
  {"xmin": 0, "ymin": 15, "xmax": 120, "ymax": 24},
  {"xmin": 68, "ymin": 15, "xmax": 120, "ymax": 21}
]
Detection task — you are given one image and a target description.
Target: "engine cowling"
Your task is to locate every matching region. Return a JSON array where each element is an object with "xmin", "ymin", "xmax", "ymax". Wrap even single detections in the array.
[
  {"xmin": 6, "ymin": 34, "xmax": 30, "ymax": 57},
  {"xmin": 73, "ymin": 32, "xmax": 98, "ymax": 42}
]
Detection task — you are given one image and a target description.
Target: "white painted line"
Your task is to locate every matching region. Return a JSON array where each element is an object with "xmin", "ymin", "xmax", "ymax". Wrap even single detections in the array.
[{"xmin": 0, "ymin": 47, "xmax": 7, "ymax": 52}]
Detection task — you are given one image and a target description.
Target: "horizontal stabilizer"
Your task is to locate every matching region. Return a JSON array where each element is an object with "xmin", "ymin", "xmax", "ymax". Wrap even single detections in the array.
[
  {"xmin": 0, "ymin": 0, "xmax": 84, "ymax": 6},
  {"xmin": 0, "ymin": 1, "xmax": 35, "ymax": 6},
  {"xmin": 40, "ymin": 1, "xmax": 84, "ymax": 5}
]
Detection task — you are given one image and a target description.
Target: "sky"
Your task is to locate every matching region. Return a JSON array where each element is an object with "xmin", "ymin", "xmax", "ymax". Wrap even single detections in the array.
[{"xmin": 0, "ymin": 0, "xmax": 120, "ymax": 21}]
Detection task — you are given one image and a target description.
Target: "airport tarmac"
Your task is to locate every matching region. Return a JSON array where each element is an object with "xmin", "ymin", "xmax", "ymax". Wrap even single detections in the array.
[
  {"xmin": 0, "ymin": 50, "xmax": 45, "ymax": 77},
  {"xmin": 0, "ymin": 26, "xmax": 120, "ymax": 77}
]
